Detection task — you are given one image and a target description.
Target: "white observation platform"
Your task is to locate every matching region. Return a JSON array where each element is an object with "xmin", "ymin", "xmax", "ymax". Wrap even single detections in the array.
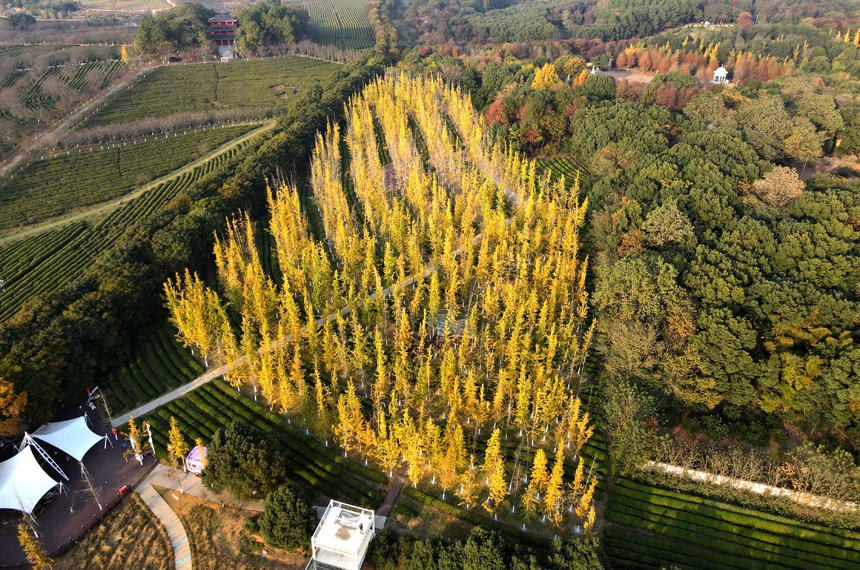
[{"xmin": 307, "ymin": 500, "xmax": 375, "ymax": 570}]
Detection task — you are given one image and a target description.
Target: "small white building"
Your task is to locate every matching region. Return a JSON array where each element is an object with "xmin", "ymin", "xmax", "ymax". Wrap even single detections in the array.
[
  {"xmin": 306, "ymin": 500, "xmax": 375, "ymax": 570},
  {"xmin": 712, "ymin": 66, "xmax": 729, "ymax": 84}
]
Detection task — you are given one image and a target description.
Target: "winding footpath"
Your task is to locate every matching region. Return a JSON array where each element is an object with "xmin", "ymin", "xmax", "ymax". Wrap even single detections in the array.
[{"xmin": 137, "ymin": 467, "xmax": 193, "ymax": 570}]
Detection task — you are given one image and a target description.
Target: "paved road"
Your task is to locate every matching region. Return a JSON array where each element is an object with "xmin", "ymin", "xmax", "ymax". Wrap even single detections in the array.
[{"xmin": 136, "ymin": 470, "xmax": 193, "ymax": 570}]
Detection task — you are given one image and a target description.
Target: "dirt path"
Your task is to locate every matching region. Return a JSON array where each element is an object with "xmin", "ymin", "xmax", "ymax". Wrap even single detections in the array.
[
  {"xmin": 600, "ymin": 69, "xmax": 657, "ymax": 84},
  {"xmin": 0, "ymin": 67, "xmax": 149, "ymax": 177},
  {"xmin": 799, "ymin": 155, "xmax": 860, "ymax": 181},
  {"xmin": 0, "ymin": 120, "xmax": 275, "ymax": 247}
]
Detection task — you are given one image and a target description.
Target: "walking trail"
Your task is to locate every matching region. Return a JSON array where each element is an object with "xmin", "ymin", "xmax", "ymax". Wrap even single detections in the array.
[
  {"xmin": 136, "ymin": 464, "xmax": 266, "ymax": 570},
  {"xmin": 137, "ymin": 468, "xmax": 193, "ymax": 570},
  {"xmin": 376, "ymin": 475, "xmax": 405, "ymax": 519}
]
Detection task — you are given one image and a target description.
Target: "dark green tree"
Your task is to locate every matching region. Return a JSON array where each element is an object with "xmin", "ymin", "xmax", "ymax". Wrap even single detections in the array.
[
  {"xmin": 201, "ymin": 421, "xmax": 286, "ymax": 500},
  {"xmin": 602, "ymin": 379, "xmax": 658, "ymax": 475},
  {"xmin": 547, "ymin": 538, "xmax": 606, "ymax": 570},
  {"xmin": 259, "ymin": 483, "xmax": 317, "ymax": 551},
  {"xmin": 6, "ymin": 13, "xmax": 36, "ymax": 29},
  {"xmin": 737, "ymin": 95, "xmax": 792, "ymax": 161}
]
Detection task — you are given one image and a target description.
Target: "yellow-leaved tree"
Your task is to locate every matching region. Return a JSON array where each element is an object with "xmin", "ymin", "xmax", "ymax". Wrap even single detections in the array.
[
  {"xmin": 0, "ymin": 377, "xmax": 26, "ymax": 437},
  {"xmin": 18, "ymin": 524, "xmax": 52, "ymax": 570},
  {"xmin": 482, "ymin": 428, "xmax": 508, "ymax": 513},
  {"xmin": 544, "ymin": 448, "xmax": 566, "ymax": 529},
  {"xmin": 532, "ymin": 63, "xmax": 559, "ymax": 91},
  {"xmin": 168, "ymin": 416, "xmax": 189, "ymax": 471},
  {"xmin": 521, "ymin": 448, "xmax": 549, "ymax": 520}
]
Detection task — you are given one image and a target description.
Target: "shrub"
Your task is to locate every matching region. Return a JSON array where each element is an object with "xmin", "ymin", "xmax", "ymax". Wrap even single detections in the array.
[
  {"xmin": 259, "ymin": 483, "xmax": 317, "ymax": 552},
  {"xmin": 201, "ymin": 421, "xmax": 287, "ymax": 501}
]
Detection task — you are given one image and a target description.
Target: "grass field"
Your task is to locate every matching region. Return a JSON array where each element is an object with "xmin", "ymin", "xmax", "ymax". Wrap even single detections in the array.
[
  {"xmin": 0, "ymin": 124, "xmax": 254, "ymax": 229},
  {"xmin": 0, "ymin": 135, "xmax": 252, "ymax": 323},
  {"xmin": 300, "ymin": 0, "xmax": 375, "ymax": 51},
  {"xmin": 86, "ymin": 57, "xmax": 339, "ymax": 126},
  {"xmin": 53, "ymin": 493, "xmax": 171, "ymax": 570},
  {"xmin": 605, "ymin": 478, "xmax": 860, "ymax": 570}
]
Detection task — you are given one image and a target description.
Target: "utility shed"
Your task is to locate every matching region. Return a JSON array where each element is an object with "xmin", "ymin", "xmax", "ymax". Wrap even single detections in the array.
[{"xmin": 306, "ymin": 500, "xmax": 375, "ymax": 570}]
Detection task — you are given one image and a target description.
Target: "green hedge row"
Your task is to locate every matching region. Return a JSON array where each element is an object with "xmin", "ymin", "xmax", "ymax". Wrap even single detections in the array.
[
  {"xmin": 613, "ymin": 479, "xmax": 860, "ymax": 559},
  {"xmin": 154, "ymin": 406, "xmax": 205, "ymax": 444},
  {"xmin": 132, "ymin": 350, "xmax": 166, "ymax": 394},
  {"xmin": 197, "ymin": 382, "xmax": 381, "ymax": 505},
  {"xmin": 140, "ymin": 414, "xmax": 173, "ymax": 462},
  {"xmin": 210, "ymin": 378, "xmax": 387, "ymax": 484},
  {"xmin": 142, "ymin": 338, "xmax": 182, "ymax": 388},
  {"xmin": 494, "ymin": 437, "xmax": 607, "ymax": 498},
  {"xmin": 156, "ymin": 325, "xmax": 204, "ymax": 376},
  {"xmin": 605, "ymin": 526, "xmax": 766, "ymax": 570},
  {"xmin": 184, "ymin": 388, "xmax": 348, "ymax": 500},
  {"xmin": 106, "ymin": 381, "xmax": 135, "ymax": 413},
  {"xmin": 393, "ymin": 504, "xmax": 418, "ymax": 518},
  {"xmin": 605, "ymin": 503, "xmax": 848, "ymax": 570},
  {"xmin": 403, "ymin": 487, "xmax": 552, "ymax": 549},
  {"xmin": 617, "ymin": 478, "xmax": 860, "ymax": 540},
  {"xmin": 194, "ymin": 385, "xmax": 374, "ymax": 505},
  {"xmin": 610, "ymin": 492, "xmax": 852, "ymax": 569},
  {"xmin": 118, "ymin": 364, "xmax": 152, "ymax": 402}
]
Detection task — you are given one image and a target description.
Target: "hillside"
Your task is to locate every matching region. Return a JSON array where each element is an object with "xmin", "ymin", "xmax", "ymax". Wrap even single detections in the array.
[{"xmin": 0, "ymin": 2, "xmax": 859, "ymax": 569}]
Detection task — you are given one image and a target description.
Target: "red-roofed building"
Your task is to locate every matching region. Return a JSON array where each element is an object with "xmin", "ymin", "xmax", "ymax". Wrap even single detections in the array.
[{"xmin": 209, "ymin": 15, "xmax": 237, "ymax": 58}]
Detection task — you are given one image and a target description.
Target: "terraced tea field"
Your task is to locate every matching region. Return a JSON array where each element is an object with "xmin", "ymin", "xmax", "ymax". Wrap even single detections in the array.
[
  {"xmin": 605, "ymin": 478, "xmax": 860, "ymax": 570},
  {"xmin": 103, "ymin": 321, "xmax": 205, "ymax": 414},
  {"xmin": 139, "ymin": 378, "xmax": 387, "ymax": 507},
  {"xmin": 86, "ymin": 57, "xmax": 339, "ymax": 126},
  {"xmin": 76, "ymin": 0, "xmax": 171, "ymax": 11},
  {"xmin": 0, "ymin": 124, "xmax": 255, "ymax": 229},
  {"xmin": 0, "ymin": 136, "xmax": 253, "ymax": 323},
  {"xmin": 301, "ymin": 0, "xmax": 375, "ymax": 51}
]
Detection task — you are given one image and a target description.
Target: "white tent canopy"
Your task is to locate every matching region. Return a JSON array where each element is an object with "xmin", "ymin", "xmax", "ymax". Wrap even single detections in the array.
[
  {"xmin": 0, "ymin": 446, "xmax": 58, "ymax": 514},
  {"xmin": 31, "ymin": 415, "xmax": 105, "ymax": 462}
]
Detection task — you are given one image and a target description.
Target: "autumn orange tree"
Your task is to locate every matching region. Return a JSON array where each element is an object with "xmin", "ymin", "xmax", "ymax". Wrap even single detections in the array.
[{"xmin": 165, "ymin": 73, "xmax": 597, "ymax": 536}]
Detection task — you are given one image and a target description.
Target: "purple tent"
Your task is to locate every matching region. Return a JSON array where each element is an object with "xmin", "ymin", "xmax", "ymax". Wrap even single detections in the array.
[{"xmin": 185, "ymin": 445, "xmax": 207, "ymax": 474}]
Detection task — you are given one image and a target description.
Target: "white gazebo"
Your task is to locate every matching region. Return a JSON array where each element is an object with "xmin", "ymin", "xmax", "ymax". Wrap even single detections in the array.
[
  {"xmin": 307, "ymin": 500, "xmax": 375, "ymax": 570},
  {"xmin": 30, "ymin": 415, "xmax": 109, "ymax": 463},
  {"xmin": 712, "ymin": 66, "xmax": 729, "ymax": 84},
  {"xmin": 0, "ymin": 446, "xmax": 61, "ymax": 516}
]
